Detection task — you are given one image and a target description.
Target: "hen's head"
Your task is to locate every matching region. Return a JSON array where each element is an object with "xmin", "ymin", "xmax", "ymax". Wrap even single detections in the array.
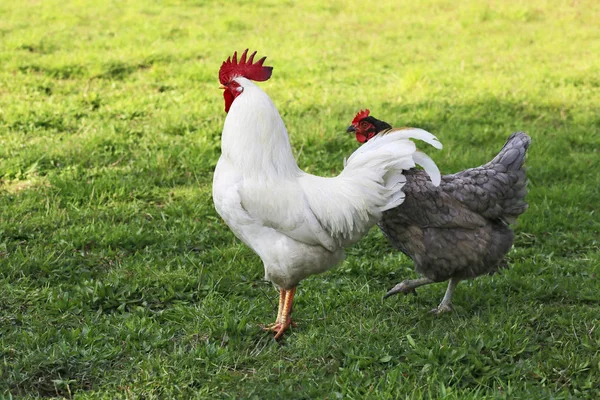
[
  {"xmin": 219, "ymin": 49, "xmax": 273, "ymax": 113},
  {"xmin": 346, "ymin": 109, "xmax": 392, "ymax": 143}
]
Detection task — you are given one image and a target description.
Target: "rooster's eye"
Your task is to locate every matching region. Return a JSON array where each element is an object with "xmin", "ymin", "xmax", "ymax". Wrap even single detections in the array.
[{"xmin": 360, "ymin": 122, "xmax": 369, "ymax": 128}]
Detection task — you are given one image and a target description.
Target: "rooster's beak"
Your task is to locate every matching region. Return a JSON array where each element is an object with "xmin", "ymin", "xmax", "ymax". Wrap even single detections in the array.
[
  {"xmin": 219, "ymin": 84, "xmax": 226, "ymax": 90},
  {"xmin": 346, "ymin": 125, "xmax": 356, "ymax": 133}
]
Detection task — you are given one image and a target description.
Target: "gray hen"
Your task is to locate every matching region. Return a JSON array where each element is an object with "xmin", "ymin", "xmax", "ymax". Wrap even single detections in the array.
[{"xmin": 347, "ymin": 110, "xmax": 530, "ymax": 313}]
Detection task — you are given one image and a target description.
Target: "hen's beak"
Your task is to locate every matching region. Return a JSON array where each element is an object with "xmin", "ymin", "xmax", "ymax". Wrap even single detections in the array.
[
  {"xmin": 346, "ymin": 125, "xmax": 356, "ymax": 133},
  {"xmin": 219, "ymin": 84, "xmax": 226, "ymax": 90}
]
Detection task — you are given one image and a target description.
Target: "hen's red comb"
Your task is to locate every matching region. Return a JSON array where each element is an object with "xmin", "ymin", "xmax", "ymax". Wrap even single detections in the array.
[
  {"xmin": 352, "ymin": 109, "xmax": 370, "ymax": 125},
  {"xmin": 219, "ymin": 49, "xmax": 273, "ymax": 85}
]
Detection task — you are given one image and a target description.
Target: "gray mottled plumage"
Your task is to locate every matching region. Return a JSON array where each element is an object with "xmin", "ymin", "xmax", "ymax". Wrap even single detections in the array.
[
  {"xmin": 382, "ymin": 131, "xmax": 530, "ymax": 311},
  {"xmin": 348, "ymin": 116, "xmax": 530, "ymax": 312}
]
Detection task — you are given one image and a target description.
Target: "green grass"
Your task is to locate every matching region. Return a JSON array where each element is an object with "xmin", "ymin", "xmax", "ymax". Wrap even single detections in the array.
[{"xmin": 1, "ymin": 0, "xmax": 599, "ymax": 398}]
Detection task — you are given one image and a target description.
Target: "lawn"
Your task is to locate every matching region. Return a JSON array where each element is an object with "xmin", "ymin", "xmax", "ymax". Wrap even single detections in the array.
[{"xmin": 1, "ymin": 0, "xmax": 599, "ymax": 398}]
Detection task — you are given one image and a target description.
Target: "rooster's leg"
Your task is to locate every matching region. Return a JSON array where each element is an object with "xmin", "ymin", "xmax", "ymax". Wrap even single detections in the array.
[
  {"xmin": 431, "ymin": 277, "xmax": 459, "ymax": 314},
  {"xmin": 263, "ymin": 289, "xmax": 286, "ymax": 331},
  {"xmin": 275, "ymin": 288, "xmax": 285, "ymax": 323},
  {"xmin": 273, "ymin": 287, "xmax": 296, "ymax": 340},
  {"xmin": 384, "ymin": 277, "xmax": 434, "ymax": 298}
]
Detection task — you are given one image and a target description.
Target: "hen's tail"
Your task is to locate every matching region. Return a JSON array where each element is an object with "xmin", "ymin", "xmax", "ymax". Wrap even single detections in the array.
[
  {"xmin": 489, "ymin": 132, "xmax": 531, "ymax": 172},
  {"xmin": 486, "ymin": 131, "xmax": 531, "ymax": 223}
]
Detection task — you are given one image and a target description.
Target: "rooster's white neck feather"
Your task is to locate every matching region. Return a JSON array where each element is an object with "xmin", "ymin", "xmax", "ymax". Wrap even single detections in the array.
[{"xmin": 221, "ymin": 77, "xmax": 300, "ymax": 179}]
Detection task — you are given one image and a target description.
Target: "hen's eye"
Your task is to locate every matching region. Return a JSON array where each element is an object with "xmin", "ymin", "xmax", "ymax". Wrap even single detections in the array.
[{"xmin": 360, "ymin": 121, "xmax": 369, "ymax": 128}]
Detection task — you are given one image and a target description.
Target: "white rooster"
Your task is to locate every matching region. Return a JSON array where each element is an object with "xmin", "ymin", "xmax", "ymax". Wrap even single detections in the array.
[{"xmin": 212, "ymin": 49, "xmax": 442, "ymax": 339}]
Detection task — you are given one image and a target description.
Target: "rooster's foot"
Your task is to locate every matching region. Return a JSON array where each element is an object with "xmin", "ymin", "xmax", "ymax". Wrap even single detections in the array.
[
  {"xmin": 272, "ymin": 319, "xmax": 293, "ymax": 340},
  {"xmin": 262, "ymin": 322, "xmax": 282, "ymax": 332},
  {"xmin": 262, "ymin": 317, "xmax": 297, "ymax": 341},
  {"xmin": 262, "ymin": 319, "xmax": 296, "ymax": 340},
  {"xmin": 261, "ymin": 319, "xmax": 296, "ymax": 333}
]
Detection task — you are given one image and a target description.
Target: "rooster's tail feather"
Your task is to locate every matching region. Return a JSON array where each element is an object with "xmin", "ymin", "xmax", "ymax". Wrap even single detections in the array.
[
  {"xmin": 301, "ymin": 128, "xmax": 442, "ymax": 247},
  {"xmin": 343, "ymin": 128, "xmax": 442, "ymax": 213}
]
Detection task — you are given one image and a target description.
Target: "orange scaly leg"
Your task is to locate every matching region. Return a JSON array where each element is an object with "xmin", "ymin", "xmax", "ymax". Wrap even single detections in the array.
[
  {"xmin": 262, "ymin": 289, "xmax": 286, "ymax": 331},
  {"xmin": 273, "ymin": 287, "xmax": 296, "ymax": 340}
]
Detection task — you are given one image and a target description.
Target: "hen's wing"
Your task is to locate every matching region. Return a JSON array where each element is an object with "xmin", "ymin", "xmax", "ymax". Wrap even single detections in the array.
[{"xmin": 388, "ymin": 170, "xmax": 489, "ymax": 230}]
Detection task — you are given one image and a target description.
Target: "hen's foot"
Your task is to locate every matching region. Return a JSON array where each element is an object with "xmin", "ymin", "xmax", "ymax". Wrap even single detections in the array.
[
  {"xmin": 384, "ymin": 277, "xmax": 434, "ymax": 299},
  {"xmin": 430, "ymin": 278, "xmax": 460, "ymax": 315},
  {"xmin": 430, "ymin": 304, "xmax": 453, "ymax": 315}
]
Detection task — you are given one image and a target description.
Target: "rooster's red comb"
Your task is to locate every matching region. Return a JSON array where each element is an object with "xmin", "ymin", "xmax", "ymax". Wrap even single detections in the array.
[
  {"xmin": 352, "ymin": 109, "xmax": 370, "ymax": 125},
  {"xmin": 219, "ymin": 49, "xmax": 273, "ymax": 85}
]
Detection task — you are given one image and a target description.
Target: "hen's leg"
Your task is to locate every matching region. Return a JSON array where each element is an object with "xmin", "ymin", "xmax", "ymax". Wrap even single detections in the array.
[
  {"xmin": 273, "ymin": 287, "xmax": 296, "ymax": 340},
  {"xmin": 384, "ymin": 277, "xmax": 434, "ymax": 298},
  {"xmin": 431, "ymin": 277, "xmax": 459, "ymax": 314},
  {"xmin": 262, "ymin": 289, "xmax": 286, "ymax": 331}
]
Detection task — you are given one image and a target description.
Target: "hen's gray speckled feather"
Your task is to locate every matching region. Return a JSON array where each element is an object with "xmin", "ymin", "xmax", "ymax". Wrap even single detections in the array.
[{"xmin": 380, "ymin": 132, "xmax": 530, "ymax": 283}]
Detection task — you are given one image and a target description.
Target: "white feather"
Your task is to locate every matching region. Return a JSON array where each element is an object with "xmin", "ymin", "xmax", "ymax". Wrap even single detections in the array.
[
  {"xmin": 213, "ymin": 78, "xmax": 442, "ymax": 289},
  {"xmin": 413, "ymin": 151, "xmax": 441, "ymax": 186}
]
